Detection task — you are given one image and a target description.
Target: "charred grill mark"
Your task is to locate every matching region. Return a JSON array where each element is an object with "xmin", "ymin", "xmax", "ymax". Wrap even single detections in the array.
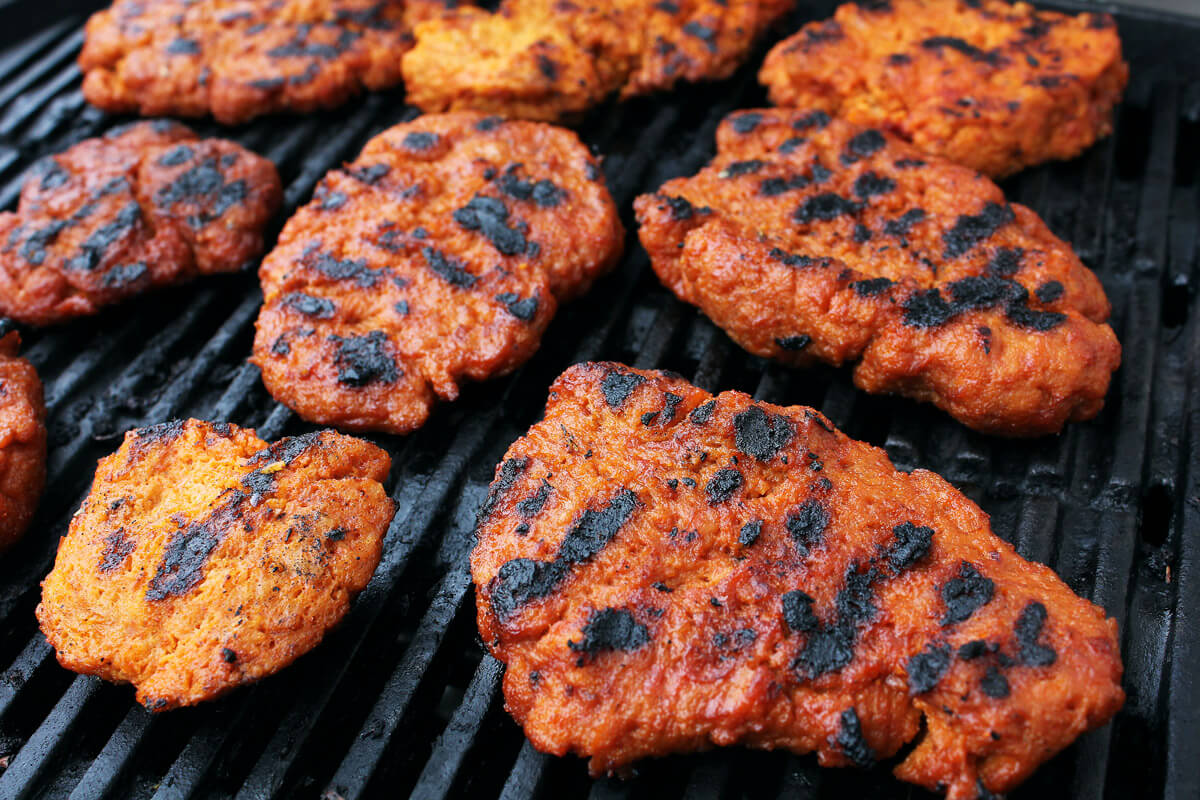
[
  {"xmin": 981, "ymin": 665, "xmax": 1011, "ymax": 697},
  {"xmin": 453, "ymin": 195, "xmax": 526, "ymax": 255},
  {"xmin": 495, "ymin": 292, "xmax": 539, "ymax": 321},
  {"xmin": 155, "ymin": 158, "xmax": 247, "ymax": 229},
  {"xmin": 146, "ymin": 490, "xmax": 246, "ymax": 601},
  {"xmin": 907, "ymin": 643, "xmax": 951, "ymax": 693},
  {"xmin": 841, "ymin": 129, "xmax": 886, "ymax": 165},
  {"xmin": 836, "ymin": 708, "xmax": 876, "ymax": 767},
  {"xmin": 734, "ymin": 405, "xmax": 796, "ymax": 460},
  {"xmin": 1035, "ymin": 280, "xmax": 1064, "ymax": 303},
  {"xmin": 422, "ymin": 246, "xmax": 477, "ymax": 288},
  {"xmin": 921, "ymin": 36, "xmax": 1003, "ymax": 66},
  {"xmin": 884, "ymin": 521, "xmax": 934, "ymax": 571},
  {"xmin": 304, "ymin": 248, "xmax": 381, "ymax": 287},
  {"xmin": 480, "ymin": 457, "xmax": 528, "ymax": 519},
  {"xmin": 705, "ymin": 468, "xmax": 743, "ymax": 504},
  {"xmin": 601, "ymin": 370, "xmax": 646, "ymax": 408},
  {"xmin": 1015, "ymin": 601, "xmax": 1057, "ymax": 666},
  {"xmin": 850, "ymin": 276, "xmax": 894, "ymax": 297},
  {"xmin": 883, "ymin": 208, "xmax": 926, "ymax": 237},
  {"xmin": 731, "ymin": 112, "xmax": 763, "ymax": 134},
  {"xmin": 496, "ymin": 166, "xmax": 564, "ymax": 207},
  {"xmin": 490, "ymin": 490, "xmax": 638, "ymax": 617},
  {"xmin": 786, "ymin": 499, "xmax": 829, "ymax": 556},
  {"xmin": 852, "ymin": 171, "xmax": 896, "ymax": 199},
  {"xmin": 329, "ymin": 330, "xmax": 399, "ymax": 387},
  {"xmin": 941, "ymin": 561, "xmax": 995, "ymax": 625},
  {"xmin": 682, "ymin": 21, "xmax": 718, "ymax": 53},
  {"xmin": 282, "ymin": 292, "xmax": 335, "ymax": 318},
  {"xmin": 795, "ymin": 192, "xmax": 860, "ymax": 223},
  {"xmin": 739, "ymin": 519, "xmax": 762, "ymax": 546},
  {"xmin": 66, "ymin": 203, "xmax": 141, "ymax": 271},
  {"xmin": 720, "ymin": 160, "xmax": 765, "ymax": 178},
  {"xmin": 516, "ymin": 480, "xmax": 551, "ymax": 518},
  {"xmin": 782, "ymin": 590, "xmax": 819, "ymax": 633},
  {"xmin": 402, "ymin": 132, "xmax": 438, "ymax": 151},
  {"xmin": 944, "ymin": 203, "xmax": 1015, "ymax": 259},
  {"xmin": 689, "ymin": 399, "xmax": 717, "ymax": 424},
  {"xmin": 568, "ymin": 608, "xmax": 650, "ymax": 655},
  {"xmin": 99, "ymin": 528, "xmax": 135, "ymax": 572}
]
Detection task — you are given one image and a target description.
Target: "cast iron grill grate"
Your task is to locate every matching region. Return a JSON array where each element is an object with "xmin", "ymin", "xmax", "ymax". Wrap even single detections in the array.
[{"xmin": 0, "ymin": 2, "xmax": 1195, "ymax": 798}]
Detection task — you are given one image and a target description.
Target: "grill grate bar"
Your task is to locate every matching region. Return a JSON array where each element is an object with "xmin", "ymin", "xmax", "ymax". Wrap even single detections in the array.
[
  {"xmin": 0, "ymin": 63, "xmax": 83, "ymax": 139},
  {"xmin": 66, "ymin": 708, "xmax": 154, "ymax": 800},
  {"xmin": 0, "ymin": 636, "xmax": 53, "ymax": 722},
  {"xmin": 408, "ymin": 656, "xmax": 505, "ymax": 800},
  {"xmin": 0, "ymin": 29, "xmax": 82, "ymax": 112},
  {"xmin": 0, "ymin": 675, "xmax": 101, "ymax": 800},
  {"xmin": 498, "ymin": 742, "xmax": 550, "ymax": 800},
  {"xmin": 0, "ymin": 18, "xmax": 79, "ymax": 87}
]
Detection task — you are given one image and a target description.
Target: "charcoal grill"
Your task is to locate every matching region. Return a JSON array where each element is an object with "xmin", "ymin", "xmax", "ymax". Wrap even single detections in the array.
[{"xmin": 0, "ymin": 1, "xmax": 1195, "ymax": 797}]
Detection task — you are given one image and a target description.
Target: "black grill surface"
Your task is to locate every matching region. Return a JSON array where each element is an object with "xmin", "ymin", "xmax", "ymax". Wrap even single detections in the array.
[{"xmin": 0, "ymin": 2, "xmax": 1196, "ymax": 798}]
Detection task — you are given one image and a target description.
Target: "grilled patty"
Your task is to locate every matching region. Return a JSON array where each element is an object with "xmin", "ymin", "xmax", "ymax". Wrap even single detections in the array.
[
  {"xmin": 252, "ymin": 112, "xmax": 623, "ymax": 434},
  {"xmin": 0, "ymin": 120, "xmax": 281, "ymax": 326},
  {"xmin": 473, "ymin": 362, "xmax": 1124, "ymax": 799},
  {"xmin": 37, "ymin": 419, "xmax": 394, "ymax": 711},
  {"xmin": 401, "ymin": 0, "xmax": 794, "ymax": 121},
  {"xmin": 635, "ymin": 107, "xmax": 1120, "ymax": 436},
  {"xmin": 0, "ymin": 324, "xmax": 45, "ymax": 551},
  {"xmin": 759, "ymin": 0, "xmax": 1127, "ymax": 178},
  {"xmin": 80, "ymin": 0, "xmax": 461, "ymax": 125}
]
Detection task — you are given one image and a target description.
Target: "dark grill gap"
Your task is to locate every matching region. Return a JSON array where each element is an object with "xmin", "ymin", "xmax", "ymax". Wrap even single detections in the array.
[{"xmin": 0, "ymin": 2, "xmax": 1192, "ymax": 798}]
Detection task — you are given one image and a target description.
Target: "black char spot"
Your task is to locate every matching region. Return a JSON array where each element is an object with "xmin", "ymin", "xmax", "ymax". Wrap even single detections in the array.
[
  {"xmin": 423, "ymin": 246, "xmax": 477, "ymax": 288},
  {"xmin": 516, "ymin": 480, "xmax": 551, "ymax": 517},
  {"xmin": 721, "ymin": 160, "xmax": 765, "ymax": 178},
  {"xmin": 601, "ymin": 370, "xmax": 646, "ymax": 408},
  {"xmin": 836, "ymin": 709, "xmax": 876, "ymax": 768},
  {"xmin": 330, "ymin": 331, "xmax": 399, "ymax": 387},
  {"xmin": 941, "ymin": 562, "xmax": 995, "ymax": 625},
  {"xmin": 884, "ymin": 208, "xmax": 926, "ymax": 237},
  {"xmin": 903, "ymin": 289, "xmax": 956, "ymax": 328},
  {"xmin": 569, "ymin": 608, "xmax": 650, "ymax": 654},
  {"xmin": 944, "ymin": 203, "xmax": 1015, "ymax": 259},
  {"xmin": 1035, "ymin": 280, "xmax": 1064, "ymax": 303},
  {"xmin": 733, "ymin": 406, "xmax": 795, "ymax": 461},
  {"xmin": 690, "ymin": 400, "xmax": 716, "ymax": 424},
  {"xmin": 795, "ymin": 193, "xmax": 860, "ymax": 223},
  {"xmin": 841, "ymin": 130, "xmax": 887, "ymax": 165},
  {"xmin": 885, "ymin": 521, "xmax": 934, "ymax": 571},
  {"xmin": 850, "ymin": 277, "xmax": 893, "ymax": 297},
  {"xmin": 282, "ymin": 292, "xmax": 335, "ymax": 318},
  {"xmin": 782, "ymin": 590, "xmax": 819, "ymax": 633},
  {"xmin": 853, "ymin": 171, "xmax": 896, "ymax": 199},
  {"xmin": 907, "ymin": 643, "xmax": 952, "ymax": 694},
  {"xmin": 403, "ymin": 131, "xmax": 438, "ymax": 150},
  {"xmin": 739, "ymin": 519, "xmax": 762, "ymax": 546},
  {"xmin": 981, "ymin": 665, "xmax": 1011, "ymax": 698},
  {"xmin": 453, "ymin": 195, "xmax": 526, "ymax": 255},
  {"xmin": 480, "ymin": 457, "xmax": 527, "ymax": 518},
  {"xmin": 787, "ymin": 499, "xmax": 829, "ymax": 556},
  {"xmin": 146, "ymin": 491, "xmax": 245, "ymax": 601},
  {"xmin": 776, "ymin": 335, "xmax": 811, "ymax": 351},
  {"xmin": 495, "ymin": 292, "xmax": 538, "ymax": 321},
  {"xmin": 1015, "ymin": 601, "xmax": 1057, "ymax": 666},
  {"xmin": 705, "ymin": 468, "xmax": 743, "ymax": 504},
  {"xmin": 731, "ymin": 112, "xmax": 763, "ymax": 134},
  {"xmin": 99, "ymin": 529, "xmax": 135, "ymax": 572}
]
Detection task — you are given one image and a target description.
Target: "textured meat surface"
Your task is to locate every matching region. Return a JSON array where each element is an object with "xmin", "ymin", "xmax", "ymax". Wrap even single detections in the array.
[
  {"xmin": 401, "ymin": 0, "xmax": 794, "ymax": 121},
  {"xmin": 0, "ymin": 326, "xmax": 45, "ymax": 551},
  {"xmin": 79, "ymin": 0, "xmax": 461, "ymax": 125},
  {"xmin": 472, "ymin": 362, "xmax": 1124, "ymax": 800},
  {"xmin": 252, "ymin": 112, "xmax": 623, "ymax": 434},
  {"xmin": 37, "ymin": 419, "xmax": 394, "ymax": 711},
  {"xmin": 634, "ymin": 108, "xmax": 1120, "ymax": 436},
  {"xmin": 759, "ymin": 0, "xmax": 1127, "ymax": 178},
  {"xmin": 0, "ymin": 121, "xmax": 281, "ymax": 326}
]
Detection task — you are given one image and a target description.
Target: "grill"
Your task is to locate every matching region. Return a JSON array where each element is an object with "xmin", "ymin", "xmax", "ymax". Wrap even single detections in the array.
[{"xmin": 0, "ymin": 1, "xmax": 1195, "ymax": 797}]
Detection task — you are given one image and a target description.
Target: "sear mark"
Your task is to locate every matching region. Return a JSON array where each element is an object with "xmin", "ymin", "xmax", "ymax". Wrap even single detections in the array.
[
  {"xmin": 907, "ymin": 643, "xmax": 952, "ymax": 694},
  {"xmin": 705, "ymin": 468, "xmax": 743, "ymax": 504},
  {"xmin": 330, "ymin": 331, "xmax": 399, "ymax": 387},
  {"xmin": 569, "ymin": 608, "xmax": 650, "ymax": 655},
  {"xmin": 733, "ymin": 405, "xmax": 795, "ymax": 461},
  {"xmin": 782, "ymin": 590, "xmax": 819, "ymax": 633},
  {"xmin": 1015, "ymin": 601, "xmax": 1057, "ymax": 666},
  {"xmin": 453, "ymin": 195, "xmax": 526, "ymax": 255},
  {"xmin": 944, "ymin": 203, "xmax": 1015, "ymax": 259},
  {"xmin": 836, "ymin": 708, "xmax": 875, "ymax": 768},
  {"xmin": 787, "ymin": 499, "xmax": 829, "ymax": 556},
  {"xmin": 941, "ymin": 561, "xmax": 995, "ymax": 625},
  {"xmin": 601, "ymin": 370, "xmax": 646, "ymax": 408}
]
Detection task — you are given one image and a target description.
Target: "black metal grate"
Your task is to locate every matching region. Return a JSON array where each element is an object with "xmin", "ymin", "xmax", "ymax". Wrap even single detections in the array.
[{"xmin": 0, "ymin": 2, "xmax": 1196, "ymax": 798}]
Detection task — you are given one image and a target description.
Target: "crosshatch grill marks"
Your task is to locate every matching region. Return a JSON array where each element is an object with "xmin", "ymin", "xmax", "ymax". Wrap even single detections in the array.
[
  {"xmin": 471, "ymin": 363, "xmax": 1124, "ymax": 798},
  {"xmin": 635, "ymin": 107, "xmax": 1121, "ymax": 436}
]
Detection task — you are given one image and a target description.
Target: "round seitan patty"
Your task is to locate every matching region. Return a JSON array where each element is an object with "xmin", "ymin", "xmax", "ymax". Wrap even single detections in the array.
[
  {"xmin": 0, "ymin": 322, "xmax": 46, "ymax": 551},
  {"xmin": 0, "ymin": 120, "xmax": 281, "ymax": 326},
  {"xmin": 252, "ymin": 111, "xmax": 623, "ymax": 434},
  {"xmin": 37, "ymin": 419, "xmax": 394, "ymax": 711},
  {"xmin": 80, "ymin": 0, "xmax": 463, "ymax": 125},
  {"xmin": 759, "ymin": 0, "xmax": 1127, "ymax": 178}
]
